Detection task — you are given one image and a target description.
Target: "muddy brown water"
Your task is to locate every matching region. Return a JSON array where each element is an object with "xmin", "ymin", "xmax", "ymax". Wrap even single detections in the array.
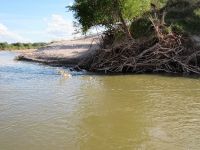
[{"xmin": 0, "ymin": 51, "xmax": 200, "ymax": 150}]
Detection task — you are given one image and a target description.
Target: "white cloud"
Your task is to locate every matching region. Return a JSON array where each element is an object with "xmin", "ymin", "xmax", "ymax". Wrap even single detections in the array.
[
  {"xmin": 0, "ymin": 23, "xmax": 29, "ymax": 43},
  {"xmin": 46, "ymin": 14, "xmax": 75, "ymax": 40},
  {"xmin": 68, "ymin": 1, "xmax": 74, "ymax": 7}
]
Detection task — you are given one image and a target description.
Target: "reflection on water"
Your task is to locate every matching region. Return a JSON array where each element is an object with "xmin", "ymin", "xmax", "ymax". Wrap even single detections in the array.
[{"xmin": 0, "ymin": 51, "xmax": 200, "ymax": 150}]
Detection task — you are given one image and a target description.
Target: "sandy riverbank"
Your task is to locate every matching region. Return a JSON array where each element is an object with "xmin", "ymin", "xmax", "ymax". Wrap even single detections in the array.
[{"xmin": 17, "ymin": 36, "xmax": 100, "ymax": 66}]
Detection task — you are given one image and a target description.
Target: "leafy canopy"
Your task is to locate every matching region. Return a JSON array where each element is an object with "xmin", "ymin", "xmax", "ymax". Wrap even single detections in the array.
[{"xmin": 68, "ymin": 0, "xmax": 152, "ymax": 33}]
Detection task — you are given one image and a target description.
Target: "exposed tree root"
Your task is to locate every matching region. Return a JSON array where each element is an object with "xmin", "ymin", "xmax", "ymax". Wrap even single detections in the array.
[
  {"xmin": 78, "ymin": 18, "xmax": 200, "ymax": 75},
  {"xmin": 79, "ymin": 32, "xmax": 200, "ymax": 74}
]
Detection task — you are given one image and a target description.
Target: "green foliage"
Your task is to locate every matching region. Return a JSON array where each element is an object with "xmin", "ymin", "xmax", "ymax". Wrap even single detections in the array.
[
  {"xmin": 122, "ymin": 0, "xmax": 151, "ymax": 20},
  {"xmin": 130, "ymin": 17, "xmax": 153, "ymax": 38},
  {"xmin": 68, "ymin": 0, "xmax": 152, "ymax": 33},
  {"xmin": 194, "ymin": 8, "xmax": 200, "ymax": 16},
  {"xmin": 151, "ymin": 0, "xmax": 168, "ymax": 7},
  {"xmin": 165, "ymin": 0, "xmax": 200, "ymax": 34},
  {"xmin": 0, "ymin": 42, "xmax": 47, "ymax": 50},
  {"xmin": 170, "ymin": 23, "xmax": 184, "ymax": 34},
  {"xmin": 68, "ymin": 0, "xmax": 200, "ymax": 39},
  {"xmin": 0, "ymin": 42, "xmax": 9, "ymax": 50},
  {"xmin": 68, "ymin": 0, "xmax": 114, "ymax": 33},
  {"xmin": 130, "ymin": 0, "xmax": 200, "ymax": 38}
]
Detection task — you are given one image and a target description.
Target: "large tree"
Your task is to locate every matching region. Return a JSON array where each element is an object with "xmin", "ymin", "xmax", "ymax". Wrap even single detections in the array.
[{"xmin": 68, "ymin": 0, "xmax": 151, "ymax": 39}]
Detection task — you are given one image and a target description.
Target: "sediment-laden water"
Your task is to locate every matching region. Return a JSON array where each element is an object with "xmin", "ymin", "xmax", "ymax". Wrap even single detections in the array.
[{"xmin": 0, "ymin": 51, "xmax": 200, "ymax": 150}]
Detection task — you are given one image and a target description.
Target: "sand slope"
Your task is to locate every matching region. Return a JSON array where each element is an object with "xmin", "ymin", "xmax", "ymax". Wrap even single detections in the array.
[{"xmin": 17, "ymin": 36, "xmax": 100, "ymax": 66}]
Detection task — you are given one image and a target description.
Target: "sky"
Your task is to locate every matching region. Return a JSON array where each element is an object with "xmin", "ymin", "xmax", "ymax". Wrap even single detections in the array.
[{"xmin": 0, "ymin": 0, "xmax": 76, "ymax": 43}]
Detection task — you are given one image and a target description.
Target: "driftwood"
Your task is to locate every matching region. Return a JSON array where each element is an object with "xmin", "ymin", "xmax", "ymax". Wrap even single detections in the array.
[{"xmin": 79, "ymin": 16, "xmax": 200, "ymax": 75}]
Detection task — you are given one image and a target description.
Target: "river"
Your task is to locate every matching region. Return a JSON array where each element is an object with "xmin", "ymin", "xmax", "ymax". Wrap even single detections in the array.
[{"xmin": 0, "ymin": 51, "xmax": 200, "ymax": 150}]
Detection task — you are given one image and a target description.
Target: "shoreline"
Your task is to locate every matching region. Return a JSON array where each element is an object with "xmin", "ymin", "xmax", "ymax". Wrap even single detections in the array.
[
  {"xmin": 15, "ymin": 34, "xmax": 200, "ymax": 75},
  {"xmin": 16, "ymin": 36, "xmax": 100, "ymax": 67}
]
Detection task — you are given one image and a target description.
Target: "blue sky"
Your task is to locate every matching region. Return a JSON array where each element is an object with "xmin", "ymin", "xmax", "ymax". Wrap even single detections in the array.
[{"xmin": 0, "ymin": 0, "xmax": 75, "ymax": 43}]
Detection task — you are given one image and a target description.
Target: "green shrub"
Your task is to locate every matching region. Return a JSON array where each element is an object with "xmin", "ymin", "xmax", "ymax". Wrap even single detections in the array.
[
  {"xmin": 165, "ymin": 0, "xmax": 200, "ymax": 34},
  {"xmin": 170, "ymin": 23, "xmax": 185, "ymax": 34},
  {"xmin": 130, "ymin": 17, "xmax": 153, "ymax": 39}
]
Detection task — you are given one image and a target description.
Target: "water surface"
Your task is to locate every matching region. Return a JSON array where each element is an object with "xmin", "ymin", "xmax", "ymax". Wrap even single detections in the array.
[{"xmin": 0, "ymin": 51, "xmax": 200, "ymax": 150}]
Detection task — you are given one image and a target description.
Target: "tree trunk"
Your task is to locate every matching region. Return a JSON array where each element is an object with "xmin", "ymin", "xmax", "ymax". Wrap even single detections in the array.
[
  {"xmin": 114, "ymin": 0, "xmax": 133, "ymax": 39},
  {"xmin": 118, "ymin": 11, "xmax": 133, "ymax": 39}
]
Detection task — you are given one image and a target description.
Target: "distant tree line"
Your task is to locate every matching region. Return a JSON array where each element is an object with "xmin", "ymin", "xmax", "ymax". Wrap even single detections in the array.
[{"xmin": 0, "ymin": 42, "xmax": 47, "ymax": 50}]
